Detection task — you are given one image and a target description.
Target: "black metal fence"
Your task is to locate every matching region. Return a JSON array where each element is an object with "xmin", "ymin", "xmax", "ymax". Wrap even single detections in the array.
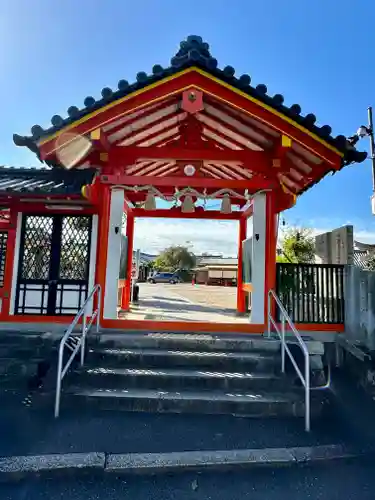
[{"xmin": 275, "ymin": 263, "xmax": 345, "ymax": 324}]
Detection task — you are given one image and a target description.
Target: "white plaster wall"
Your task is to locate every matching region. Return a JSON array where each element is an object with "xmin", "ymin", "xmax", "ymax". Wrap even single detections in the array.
[
  {"xmin": 103, "ymin": 190, "xmax": 124, "ymax": 319},
  {"xmin": 9, "ymin": 212, "xmax": 22, "ymax": 315},
  {"xmin": 250, "ymin": 193, "xmax": 266, "ymax": 324}
]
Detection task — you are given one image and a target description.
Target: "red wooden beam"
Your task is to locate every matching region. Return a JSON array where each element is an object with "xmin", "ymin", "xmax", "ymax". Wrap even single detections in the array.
[
  {"xmin": 108, "ymin": 145, "xmax": 271, "ymax": 167},
  {"xmin": 100, "ymin": 174, "xmax": 275, "ymax": 190},
  {"xmin": 133, "ymin": 208, "xmax": 242, "ymax": 219}
]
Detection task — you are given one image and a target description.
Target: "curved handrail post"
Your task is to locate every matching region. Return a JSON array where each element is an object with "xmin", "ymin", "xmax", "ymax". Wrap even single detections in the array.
[
  {"xmin": 54, "ymin": 340, "xmax": 64, "ymax": 418},
  {"xmin": 54, "ymin": 284, "xmax": 101, "ymax": 418},
  {"xmin": 267, "ymin": 289, "xmax": 311, "ymax": 432}
]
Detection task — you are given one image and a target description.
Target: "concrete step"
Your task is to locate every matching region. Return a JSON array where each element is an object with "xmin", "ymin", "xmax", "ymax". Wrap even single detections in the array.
[
  {"xmin": 0, "ymin": 333, "xmax": 42, "ymax": 343},
  {"xmin": 94, "ymin": 332, "xmax": 282, "ymax": 354},
  {"xmin": 70, "ymin": 366, "xmax": 294, "ymax": 392},
  {"xmin": 0, "ymin": 345, "xmax": 53, "ymax": 359},
  {"xmin": 88, "ymin": 347, "xmax": 279, "ymax": 372},
  {"xmin": 0, "ymin": 359, "xmax": 41, "ymax": 377},
  {"xmin": 61, "ymin": 386, "xmax": 325, "ymax": 418}
]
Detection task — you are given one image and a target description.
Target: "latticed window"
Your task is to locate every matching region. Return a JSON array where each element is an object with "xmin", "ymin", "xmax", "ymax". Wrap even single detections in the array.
[
  {"xmin": 59, "ymin": 216, "xmax": 91, "ymax": 280},
  {"xmin": 21, "ymin": 216, "xmax": 53, "ymax": 280}
]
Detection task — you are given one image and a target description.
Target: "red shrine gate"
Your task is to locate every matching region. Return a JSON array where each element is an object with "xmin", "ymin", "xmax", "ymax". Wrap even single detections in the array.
[{"xmin": 0, "ymin": 35, "xmax": 365, "ymax": 334}]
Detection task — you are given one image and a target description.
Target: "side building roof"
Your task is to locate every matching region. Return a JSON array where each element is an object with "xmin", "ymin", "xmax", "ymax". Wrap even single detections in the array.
[{"xmin": 0, "ymin": 166, "xmax": 96, "ymax": 196}]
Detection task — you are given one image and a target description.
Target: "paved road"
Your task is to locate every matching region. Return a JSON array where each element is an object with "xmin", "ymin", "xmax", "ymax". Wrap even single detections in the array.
[
  {"xmin": 2, "ymin": 461, "xmax": 375, "ymax": 499},
  {"xmin": 123, "ymin": 283, "xmax": 247, "ymax": 323}
]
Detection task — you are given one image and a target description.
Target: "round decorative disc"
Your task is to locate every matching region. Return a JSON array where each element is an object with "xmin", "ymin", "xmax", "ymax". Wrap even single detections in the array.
[{"xmin": 184, "ymin": 164, "xmax": 196, "ymax": 176}]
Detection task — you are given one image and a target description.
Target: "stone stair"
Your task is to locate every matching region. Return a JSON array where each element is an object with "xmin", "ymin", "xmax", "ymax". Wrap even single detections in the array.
[
  {"xmin": 0, "ymin": 332, "xmax": 56, "ymax": 392},
  {"xmin": 56, "ymin": 332, "xmax": 329, "ymax": 420}
]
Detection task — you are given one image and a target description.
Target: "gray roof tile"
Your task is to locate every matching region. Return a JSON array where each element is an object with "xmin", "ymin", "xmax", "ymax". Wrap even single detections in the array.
[{"xmin": 0, "ymin": 166, "xmax": 96, "ymax": 195}]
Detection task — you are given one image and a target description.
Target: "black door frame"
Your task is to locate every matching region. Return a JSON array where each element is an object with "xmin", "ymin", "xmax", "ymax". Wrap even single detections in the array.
[{"xmin": 15, "ymin": 214, "xmax": 92, "ymax": 315}]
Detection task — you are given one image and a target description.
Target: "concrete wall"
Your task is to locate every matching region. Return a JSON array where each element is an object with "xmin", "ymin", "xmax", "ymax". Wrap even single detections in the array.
[
  {"xmin": 103, "ymin": 189, "xmax": 124, "ymax": 319},
  {"xmin": 315, "ymin": 225, "xmax": 354, "ymax": 264},
  {"xmin": 345, "ymin": 265, "xmax": 375, "ymax": 351},
  {"xmin": 249, "ymin": 193, "xmax": 266, "ymax": 324}
]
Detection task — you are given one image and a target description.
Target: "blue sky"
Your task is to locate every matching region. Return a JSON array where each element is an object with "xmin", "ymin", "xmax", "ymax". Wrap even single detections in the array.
[{"xmin": 1, "ymin": 0, "xmax": 375, "ymax": 254}]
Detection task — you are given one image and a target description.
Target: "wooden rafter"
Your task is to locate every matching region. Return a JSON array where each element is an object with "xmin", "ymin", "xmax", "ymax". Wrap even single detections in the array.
[
  {"xmin": 108, "ymin": 145, "xmax": 270, "ymax": 166},
  {"xmin": 104, "ymin": 98, "xmax": 177, "ymax": 144}
]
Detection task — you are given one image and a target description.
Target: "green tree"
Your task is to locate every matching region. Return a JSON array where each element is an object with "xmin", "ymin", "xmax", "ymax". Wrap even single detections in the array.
[
  {"xmin": 154, "ymin": 245, "xmax": 196, "ymax": 272},
  {"xmin": 277, "ymin": 227, "xmax": 316, "ymax": 317},
  {"xmin": 277, "ymin": 227, "xmax": 315, "ymax": 264}
]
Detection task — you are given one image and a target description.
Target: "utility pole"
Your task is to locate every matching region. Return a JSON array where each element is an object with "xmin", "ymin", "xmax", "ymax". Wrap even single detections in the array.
[
  {"xmin": 367, "ymin": 107, "xmax": 375, "ymax": 193},
  {"xmin": 353, "ymin": 107, "xmax": 375, "ymax": 214}
]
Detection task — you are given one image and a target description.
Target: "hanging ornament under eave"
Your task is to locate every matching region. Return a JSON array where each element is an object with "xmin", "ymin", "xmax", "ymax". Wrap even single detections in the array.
[
  {"xmin": 220, "ymin": 194, "xmax": 232, "ymax": 214},
  {"xmin": 144, "ymin": 190, "xmax": 156, "ymax": 210},
  {"xmin": 181, "ymin": 194, "xmax": 195, "ymax": 213},
  {"xmin": 81, "ymin": 182, "xmax": 100, "ymax": 205}
]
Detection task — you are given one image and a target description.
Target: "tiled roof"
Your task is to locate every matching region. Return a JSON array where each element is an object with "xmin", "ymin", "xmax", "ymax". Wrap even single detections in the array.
[
  {"xmin": 13, "ymin": 35, "xmax": 366, "ymax": 166},
  {"xmin": 0, "ymin": 166, "xmax": 96, "ymax": 195},
  {"xmin": 197, "ymin": 257, "xmax": 238, "ymax": 266}
]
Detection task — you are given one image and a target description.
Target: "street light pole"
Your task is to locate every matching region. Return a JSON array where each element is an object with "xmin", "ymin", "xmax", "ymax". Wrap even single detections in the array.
[{"xmin": 367, "ymin": 106, "xmax": 375, "ymax": 192}]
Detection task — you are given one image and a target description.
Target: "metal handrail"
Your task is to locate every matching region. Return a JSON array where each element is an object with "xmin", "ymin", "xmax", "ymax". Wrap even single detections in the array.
[
  {"xmin": 267, "ymin": 289, "xmax": 311, "ymax": 432},
  {"xmin": 54, "ymin": 284, "xmax": 101, "ymax": 418}
]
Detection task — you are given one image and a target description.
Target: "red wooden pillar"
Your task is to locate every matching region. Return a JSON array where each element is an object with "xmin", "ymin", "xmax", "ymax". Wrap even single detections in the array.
[
  {"xmin": 236, "ymin": 217, "xmax": 247, "ymax": 314},
  {"xmin": 95, "ymin": 185, "xmax": 110, "ymax": 320},
  {"xmin": 123, "ymin": 214, "xmax": 135, "ymax": 310},
  {"xmin": 264, "ymin": 192, "xmax": 278, "ymax": 321},
  {"xmin": 0, "ymin": 210, "xmax": 18, "ymax": 318}
]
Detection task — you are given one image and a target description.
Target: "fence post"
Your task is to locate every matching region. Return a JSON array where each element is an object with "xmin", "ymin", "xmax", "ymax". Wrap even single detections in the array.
[{"xmin": 281, "ymin": 315, "xmax": 285, "ymax": 373}]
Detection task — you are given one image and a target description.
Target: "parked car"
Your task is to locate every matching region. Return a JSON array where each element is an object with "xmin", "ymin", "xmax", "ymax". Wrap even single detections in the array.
[{"xmin": 147, "ymin": 272, "xmax": 181, "ymax": 284}]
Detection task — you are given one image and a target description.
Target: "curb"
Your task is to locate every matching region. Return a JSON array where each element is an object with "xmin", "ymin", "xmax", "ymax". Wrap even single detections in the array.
[
  {"xmin": 0, "ymin": 445, "xmax": 366, "ymax": 482},
  {"xmin": 0, "ymin": 452, "xmax": 105, "ymax": 482},
  {"xmin": 105, "ymin": 444, "xmax": 358, "ymax": 475}
]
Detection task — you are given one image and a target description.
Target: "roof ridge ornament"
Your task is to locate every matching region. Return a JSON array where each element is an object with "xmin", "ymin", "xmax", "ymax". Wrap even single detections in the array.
[{"xmin": 171, "ymin": 35, "xmax": 218, "ymax": 70}]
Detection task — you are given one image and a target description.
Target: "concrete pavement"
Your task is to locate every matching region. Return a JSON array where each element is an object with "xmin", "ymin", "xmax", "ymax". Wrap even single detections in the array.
[
  {"xmin": 2, "ymin": 460, "xmax": 375, "ymax": 499},
  {"xmin": 121, "ymin": 283, "xmax": 248, "ymax": 323}
]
